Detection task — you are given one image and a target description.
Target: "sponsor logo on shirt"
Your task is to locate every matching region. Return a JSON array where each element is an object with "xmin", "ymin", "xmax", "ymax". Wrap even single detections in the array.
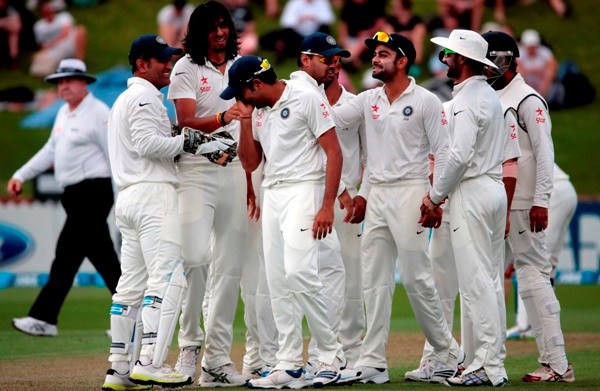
[
  {"xmin": 320, "ymin": 103, "xmax": 330, "ymax": 118},
  {"xmin": 441, "ymin": 110, "xmax": 448, "ymax": 126},
  {"xmin": 535, "ymin": 107, "xmax": 546, "ymax": 124},
  {"xmin": 510, "ymin": 124, "xmax": 517, "ymax": 139},
  {"xmin": 200, "ymin": 76, "xmax": 211, "ymax": 93},
  {"xmin": 371, "ymin": 104, "xmax": 380, "ymax": 120},
  {"xmin": 255, "ymin": 111, "xmax": 263, "ymax": 128}
]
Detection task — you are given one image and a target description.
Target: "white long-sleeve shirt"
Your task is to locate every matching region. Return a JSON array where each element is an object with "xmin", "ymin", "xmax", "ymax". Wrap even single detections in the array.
[
  {"xmin": 280, "ymin": 0, "xmax": 335, "ymax": 37},
  {"xmin": 334, "ymin": 77, "xmax": 449, "ymax": 199},
  {"xmin": 108, "ymin": 77, "xmax": 184, "ymax": 191},
  {"xmin": 13, "ymin": 92, "xmax": 111, "ymax": 188},
  {"xmin": 430, "ymin": 76, "xmax": 505, "ymax": 204},
  {"xmin": 496, "ymin": 73, "xmax": 554, "ymax": 209}
]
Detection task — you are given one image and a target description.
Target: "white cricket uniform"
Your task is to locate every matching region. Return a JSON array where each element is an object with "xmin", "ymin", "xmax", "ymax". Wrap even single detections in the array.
[
  {"xmin": 547, "ymin": 164, "xmax": 577, "ymax": 273},
  {"xmin": 252, "ymin": 79, "xmax": 343, "ymax": 370},
  {"xmin": 108, "ymin": 76, "xmax": 184, "ymax": 355},
  {"xmin": 334, "ymin": 77, "xmax": 458, "ymax": 370},
  {"xmin": 497, "ymin": 73, "xmax": 569, "ymax": 374},
  {"xmin": 422, "ymin": 102, "xmax": 521, "ymax": 367},
  {"xmin": 429, "ymin": 75, "xmax": 507, "ymax": 386},
  {"xmin": 168, "ymin": 55, "xmax": 255, "ymax": 370},
  {"xmin": 290, "ymin": 70, "xmax": 366, "ymax": 367}
]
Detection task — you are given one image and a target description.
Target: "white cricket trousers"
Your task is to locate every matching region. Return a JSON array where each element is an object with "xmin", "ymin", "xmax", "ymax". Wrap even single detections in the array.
[
  {"xmin": 262, "ymin": 181, "xmax": 342, "ymax": 370},
  {"xmin": 450, "ymin": 176, "xmax": 507, "ymax": 385},
  {"xmin": 176, "ymin": 160, "xmax": 249, "ymax": 370},
  {"xmin": 358, "ymin": 180, "xmax": 456, "ymax": 369},
  {"xmin": 508, "ymin": 210, "xmax": 568, "ymax": 374},
  {"xmin": 547, "ymin": 178, "xmax": 577, "ymax": 272},
  {"xmin": 112, "ymin": 182, "xmax": 182, "ymax": 338}
]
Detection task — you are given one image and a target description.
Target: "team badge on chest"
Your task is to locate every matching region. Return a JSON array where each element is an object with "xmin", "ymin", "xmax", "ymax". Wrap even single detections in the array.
[
  {"xmin": 402, "ymin": 105, "xmax": 413, "ymax": 118},
  {"xmin": 281, "ymin": 107, "xmax": 290, "ymax": 119}
]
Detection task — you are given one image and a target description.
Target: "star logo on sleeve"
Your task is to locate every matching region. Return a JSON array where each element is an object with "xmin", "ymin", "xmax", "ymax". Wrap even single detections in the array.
[
  {"xmin": 320, "ymin": 103, "xmax": 330, "ymax": 118},
  {"xmin": 201, "ymin": 76, "xmax": 208, "ymax": 85},
  {"xmin": 535, "ymin": 107, "xmax": 546, "ymax": 124},
  {"xmin": 441, "ymin": 110, "xmax": 448, "ymax": 126}
]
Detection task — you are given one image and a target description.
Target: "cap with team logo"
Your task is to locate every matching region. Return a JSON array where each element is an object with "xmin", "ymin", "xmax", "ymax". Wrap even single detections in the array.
[
  {"xmin": 128, "ymin": 34, "xmax": 182, "ymax": 65},
  {"xmin": 300, "ymin": 32, "xmax": 350, "ymax": 58},
  {"xmin": 220, "ymin": 56, "xmax": 276, "ymax": 100}
]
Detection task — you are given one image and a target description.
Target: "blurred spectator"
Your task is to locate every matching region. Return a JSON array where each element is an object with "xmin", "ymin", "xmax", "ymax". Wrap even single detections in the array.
[
  {"xmin": 157, "ymin": 0, "xmax": 193, "ymax": 49},
  {"xmin": 260, "ymin": 0, "xmax": 334, "ymax": 63},
  {"xmin": 0, "ymin": 0, "xmax": 21, "ymax": 69},
  {"xmin": 517, "ymin": 28, "xmax": 557, "ymax": 99},
  {"xmin": 437, "ymin": 0, "xmax": 484, "ymax": 32},
  {"xmin": 384, "ymin": 0, "xmax": 426, "ymax": 77},
  {"xmin": 339, "ymin": 0, "xmax": 386, "ymax": 70},
  {"xmin": 264, "ymin": 0, "xmax": 279, "ymax": 18},
  {"xmin": 223, "ymin": 0, "xmax": 257, "ymax": 55},
  {"xmin": 29, "ymin": 0, "xmax": 87, "ymax": 78}
]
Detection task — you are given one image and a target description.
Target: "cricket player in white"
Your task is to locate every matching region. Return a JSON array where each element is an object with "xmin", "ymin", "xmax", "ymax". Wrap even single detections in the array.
[
  {"xmin": 334, "ymin": 32, "xmax": 460, "ymax": 384},
  {"xmin": 103, "ymin": 34, "xmax": 224, "ymax": 390},
  {"xmin": 411, "ymin": 100, "xmax": 521, "ymax": 379},
  {"xmin": 223, "ymin": 55, "xmax": 353, "ymax": 389},
  {"xmin": 424, "ymin": 29, "xmax": 508, "ymax": 387},
  {"xmin": 167, "ymin": 2, "xmax": 257, "ymax": 386},
  {"xmin": 482, "ymin": 31, "xmax": 574, "ymax": 383},
  {"xmin": 288, "ymin": 32, "xmax": 364, "ymax": 383}
]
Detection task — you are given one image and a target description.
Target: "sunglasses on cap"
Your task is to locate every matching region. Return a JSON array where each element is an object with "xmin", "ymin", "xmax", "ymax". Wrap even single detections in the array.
[
  {"xmin": 244, "ymin": 58, "xmax": 272, "ymax": 84},
  {"xmin": 301, "ymin": 52, "xmax": 341, "ymax": 66},
  {"xmin": 371, "ymin": 31, "xmax": 406, "ymax": 57}
]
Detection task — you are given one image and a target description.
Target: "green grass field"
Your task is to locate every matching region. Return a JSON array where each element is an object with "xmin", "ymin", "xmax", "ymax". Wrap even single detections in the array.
[
  {"xmin": 0, "ymin": 0, "xmax": 599, "ymax": 197},
  {"xmin": 0, "ymin": 284, "xmax": 599, "ymax": 389}
]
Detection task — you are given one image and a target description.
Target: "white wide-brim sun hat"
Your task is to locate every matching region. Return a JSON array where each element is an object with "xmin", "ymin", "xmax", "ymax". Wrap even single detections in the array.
[{"xmin": 431, "ymin": 29, "xmax": 498, "ymax": 69}]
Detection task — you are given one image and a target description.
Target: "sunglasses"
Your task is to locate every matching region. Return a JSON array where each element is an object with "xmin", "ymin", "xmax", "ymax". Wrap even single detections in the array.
[
  {"xmin": 443, "ymin": 48, "xmax": 456, "ymax": 56},
  {"xmin": 301, "ymin": 52, "xmax": 341, "ymax": 66},
  {"xmin": 244, "ymin": 58, "xmax": 272, "ymax": 84},
  {"xmin": 371, "ymin": 31, "xmax": 406, "ymax": 57}
]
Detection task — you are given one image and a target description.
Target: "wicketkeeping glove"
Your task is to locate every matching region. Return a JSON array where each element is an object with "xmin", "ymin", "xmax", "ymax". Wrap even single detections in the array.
[{"xmin": 202, "ymin": 131, "xmax": 238, "ymax": 166}]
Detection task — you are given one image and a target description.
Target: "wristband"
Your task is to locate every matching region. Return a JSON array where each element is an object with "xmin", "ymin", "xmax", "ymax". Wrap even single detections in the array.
[
  {"xmin": 220, "ymin": 110, "xmax": 229, "ymax": 126},
  {"xmin": 215, "ymin": 112, "xmax": 223, "ymax": 127},
  {"xmin": 239, "ymin": 115, "xmax": 252, "ymax": 119}
]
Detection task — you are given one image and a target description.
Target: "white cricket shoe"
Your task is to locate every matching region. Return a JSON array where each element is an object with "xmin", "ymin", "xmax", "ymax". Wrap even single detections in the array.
[
  {"xmin": 358, "ymin": 366, "xmax": 390, "ymax": 384},
  {"xmin": 102, "ymin": 369, "xmax": 150, "ymax": 391},
  {"xmin": 175, "ymin": 346, "xmax": 200, "ymax": 381},
  {"xmin": 522, "ymin": 362, "xmax": 574, "ymax": 383},
  {"xmin": 199, "ymin": 363, "xmax": 249, "ymax": 387},
  {"xmin": 336, "ymin": 367, "xmax": 362, "ymax": 385},
  {"xmin": 261, "ymin": 364, "xmax": 275, "ymax": 378},
  {"xmin": 313, "ymin": 361, "xmax": 341, "ymax": 388},
  {"xmin": 506, "ymin": 325, "xmax": 535, "ymax": 340},
  {"xmin": 447, "ymin": 368, "xmax": 507, "ymax": 387},
  {"xmin": 248, "ymin": 368, "xmax": 307, "ymax": 389},
  {"xmin": 12, "ymin": 316, "xmax": 57, "ymax": 337},
  {"xmin": 404, "ymin": 359, "xmax": 457, "ymax": 383},
  {"xmin": 303, "ymin": 362, "xmax": 316, "ymax": 385},
  {"xmin": 129, "ymin": 361, "xmax": 192, "ymax": 387},
  {"xmin": 243, "ymin": 366, "xmax": 263, "ymax": 379}
]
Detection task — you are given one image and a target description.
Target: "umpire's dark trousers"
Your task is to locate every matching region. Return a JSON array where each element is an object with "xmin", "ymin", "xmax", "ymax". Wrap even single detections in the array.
[{"xmin": 29, "ymin": 177, "xmax": 121, "ymax": 325}]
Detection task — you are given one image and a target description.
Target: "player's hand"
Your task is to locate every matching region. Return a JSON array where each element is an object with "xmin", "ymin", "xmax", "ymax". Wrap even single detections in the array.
[
  {"xmin": 337, "ymin": 189, "xmax": 355, "ymax": 223},
  {"xmin": 350, "ymin": 195, "xmax": 367, "ymax": 224},
  {"xmin": 247, "ymin": 188, "xmax": 260, "ymax": 222},
  {"xmin": 505, "ymin": 214, "xmax": 511, "ymax": 238},
  {"xmin": 504, "ymin": 262, "xmax": 515, "ymax": 279},
  {"xmin": 419, "ymin": 205, "xmax": 443, "ymax": 228},
  {"xmin": 313, "ymin": 205, "xmax": 334, "ymax": 240},
  {"xmin": 235, "ymin": 100, "xmax": 255, "ymax": 117},
  {"xmin": 530, "ymin": 206, "xmax": 548, "ymax": 232},
  {"xmin": 223, "ymin": 106, "xmax": 242, "ymax": 124},
  {"xmin": 7, "ymin": 178, "xmax": 22, "ymax": 198}
]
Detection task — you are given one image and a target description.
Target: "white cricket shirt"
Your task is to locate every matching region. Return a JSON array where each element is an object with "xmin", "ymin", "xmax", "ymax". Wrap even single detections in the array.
[
  {"xmin": 496, "ymin": 73, "xmax": 554, "ymax": 209},
  {"xmin": 108, "ymin": 77, "xmax": 184, "ymax": 191},
  {"xmin": 334, "ymin": 77, "xmax": 449, "ymax": 198},
  {"xmin": 252, "ymin": 80, "xmax": 336, "ymax": 188},
  {"xmin": 430, "ymin": 76, "xmax": 505, "ymax": 204},
  {"xmin": 168, "ymin": 55, "xmax": 240, "ymax": 168},
  {"xmin": 13, "ymin": 92, "xmax": 111, "ymax": 188}
]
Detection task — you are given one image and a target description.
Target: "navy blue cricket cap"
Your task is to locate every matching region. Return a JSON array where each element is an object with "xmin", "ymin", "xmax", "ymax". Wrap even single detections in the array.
[
  {"xmin": 220, "ymin": 56, "xmax": 276, "ymax": 100},
  {"xmin": 300, "ymin": 32, "xmax": 350, "ymax": 58},
  {"xmin": 128, "ymin": 34, "xmax": 182, "ymax": 65}
]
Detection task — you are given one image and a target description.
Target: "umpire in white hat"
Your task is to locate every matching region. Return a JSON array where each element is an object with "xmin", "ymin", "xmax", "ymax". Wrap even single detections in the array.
[
  {"xmin": 10, "ymin": 58, "xmax": 121, "ymax": 337},
  {"xmin": 422, "ymin": 29, "xmax": 508, "ymax": 387}
]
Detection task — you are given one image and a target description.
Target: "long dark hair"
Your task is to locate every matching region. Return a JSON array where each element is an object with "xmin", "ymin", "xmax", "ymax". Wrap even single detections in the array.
[{"xmin": 183, "ymin": 1, "xmax": 239, "ymax": 65}]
